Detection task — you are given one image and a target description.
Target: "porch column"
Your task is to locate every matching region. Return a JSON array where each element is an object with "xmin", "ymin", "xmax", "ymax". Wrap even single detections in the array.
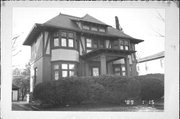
[
  {"xmin": 85, "ymin": 61, "xmax": 89, "ymax": 76},
  {"xmin": 100, "ymin": 54, "xmax": 107, "ymax": 75},
  {"xmin": 125, "ymin": 56, "xmax": 130, "ymax": 77}
]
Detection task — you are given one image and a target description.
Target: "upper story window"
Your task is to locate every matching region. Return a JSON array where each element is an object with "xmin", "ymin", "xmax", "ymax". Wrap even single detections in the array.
[
  {"xmin": 86, "ymin": 38, "xmax": 92, "ymax": 48},
  {"xmin": 82, "ymin": 25, "xmax": 90, "ymax": 30},
  {"xmin": 99, "ymin": 27, "xmax": 106, "ymax": 32},
  {"xmin": 91, "ymin": 26, "xmax": 98, "ymax": 31},
  {"xmin": 131, "ymin": 43, "xmax": 135, "ymax": 51},
  {"xmin": 54, "ymin": 37, "xmax": 59, "ymax": 47},
  {"xmin": 112, "ymin": 40, "xmax": 119, "ymax": 49},
  {"xmin": 124, "ymin": 41, "xmax": 129, "ymax": 50},
  {"xmin": 93, "ymin": 40, "xmax": 98, "ymax": 48},
  {"xmin": 119, "ymin": 40, "xmax": 124, "ymax": 50},
  {"xmin": 53, "ymin": 31, "xmax": 75, "ymax": 48},
  {"xmin": 61, "ymin": 38, "xmax": 67, "ymax": 47},
  {"xmin": 99, "ymin": 40, "xmax": 105, "ymax": 48}
]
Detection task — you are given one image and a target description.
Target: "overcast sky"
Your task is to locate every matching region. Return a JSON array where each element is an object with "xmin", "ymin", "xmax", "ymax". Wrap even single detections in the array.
[{"xmin": 12, "ymin": 8, "xmax": 165, "ymax": 69}]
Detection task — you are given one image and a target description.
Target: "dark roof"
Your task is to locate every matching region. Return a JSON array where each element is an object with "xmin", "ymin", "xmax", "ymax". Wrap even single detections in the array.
[
  {"xmin": 12, "ymin": 84, "xmax": 19, "ymax": 90},
  {"xmin": 23, "ymin": 13, "xmax": 144, "ymax": 45},
  {"xmin": 81, "ymin": 48, "xmax": 136, "ymax": 60},
  {"xmin": 80, "ymin": 14, "xmax": 109, "ymax": 26},
  {"xmin": 138, "ymin": 51, "xmax": 165, "ymax": 63}
]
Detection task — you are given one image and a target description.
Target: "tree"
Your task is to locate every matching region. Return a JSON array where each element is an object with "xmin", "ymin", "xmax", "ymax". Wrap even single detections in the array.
[{"xmin": 13, "ymin": 63, "xmax": 30, "ymax": 101}]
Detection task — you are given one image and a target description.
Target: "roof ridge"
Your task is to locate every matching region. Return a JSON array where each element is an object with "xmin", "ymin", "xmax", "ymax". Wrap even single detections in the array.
[{"xmin": 59, "ymin": 13, "xmax": 80, "ymax": 19}]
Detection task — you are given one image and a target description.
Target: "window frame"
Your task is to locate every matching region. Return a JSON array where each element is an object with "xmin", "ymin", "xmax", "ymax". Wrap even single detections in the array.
[
  {"xmin": 52, "ymin": 31, "xmax": 76, "ymax": 49},
  {"xmin": 52, "ymin": 62, "xmax": 77, "ymax": 80}
]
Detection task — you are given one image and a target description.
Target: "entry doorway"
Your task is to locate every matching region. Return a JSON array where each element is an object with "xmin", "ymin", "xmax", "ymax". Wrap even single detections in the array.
[{"xmin": 92, "ymin": 67, "xmax": 100, "ymax": 76}]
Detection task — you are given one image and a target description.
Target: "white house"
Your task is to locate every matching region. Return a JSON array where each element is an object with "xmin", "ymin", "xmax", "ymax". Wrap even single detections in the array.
[{"xmin": 137, "ymin": 51, "xmax": 165, "ymax": 75}]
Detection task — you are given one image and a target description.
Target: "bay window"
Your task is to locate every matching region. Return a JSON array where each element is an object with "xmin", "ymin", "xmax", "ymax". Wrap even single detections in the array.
[
  {"xmin": 61, "ymin": 38, "xmax": 67, "ymax": 47},
  {"xmin": 53, "ymin": 62, "xmax": 76, "ymax": 80},
  {"xmin": 53, "ymin": 31, "xmax": 75, "ymax": 48},
  {"xmin": 54, "ymin": 37, "xmax": 59, "ymax": 47}
]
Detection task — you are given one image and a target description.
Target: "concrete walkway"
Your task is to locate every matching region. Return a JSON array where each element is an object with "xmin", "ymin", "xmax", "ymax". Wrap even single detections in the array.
[{"xmin": 12, "ymin": 101, "xmax": 32, "ymax": 111}]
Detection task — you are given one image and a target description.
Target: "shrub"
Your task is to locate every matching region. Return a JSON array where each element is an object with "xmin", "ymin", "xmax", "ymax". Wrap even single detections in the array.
[
  {"xmin": 135, "ymin": 74, "xmax": 164, "ymax": 100},
  {"xmin": 33, "ymin": 77, "xmax": 89, "ymax": 106},
  {"xmin": 33, "ymin": 74, "xmax": 164, "ymax": 107}
]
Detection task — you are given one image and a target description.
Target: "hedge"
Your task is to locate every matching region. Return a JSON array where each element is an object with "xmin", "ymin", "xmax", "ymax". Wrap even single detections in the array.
[{"xmin": 33, "ymin": 74, "xmax": 164, "ymax": 106}]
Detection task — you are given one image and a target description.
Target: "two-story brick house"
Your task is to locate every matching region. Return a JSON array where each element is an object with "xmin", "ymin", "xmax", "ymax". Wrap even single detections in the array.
[{"xmin": 23, "ymin": 13, "xmax": 143, "ymax": 92}]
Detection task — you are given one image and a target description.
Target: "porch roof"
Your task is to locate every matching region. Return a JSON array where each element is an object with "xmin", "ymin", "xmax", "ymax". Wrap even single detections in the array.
[{"xmin": 81, "ymin": 48, "xmax": 135, "ymax": 61}]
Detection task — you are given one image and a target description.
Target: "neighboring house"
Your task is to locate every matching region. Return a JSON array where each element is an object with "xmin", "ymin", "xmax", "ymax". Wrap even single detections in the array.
[
  {"xmin": 23, "ymin": 13, "xmax": 143, "ymax": 92},
  {"xmin": 12, "ymin": 84, "xmax": 19, "ymax": 102},
  {"xmin": 137, "ymin": 51, "xmax": 165, "ymax": 75}
]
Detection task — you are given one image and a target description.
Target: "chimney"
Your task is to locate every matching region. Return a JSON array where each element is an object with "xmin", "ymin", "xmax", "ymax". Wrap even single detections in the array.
[{"xmin": 115, "ymin": 16, "xmax": 123, "ymax": 31}]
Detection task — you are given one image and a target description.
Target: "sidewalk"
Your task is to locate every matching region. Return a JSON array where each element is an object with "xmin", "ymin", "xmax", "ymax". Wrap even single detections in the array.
[{"xmin": 12, "ymin": 101, "xmax": 32, "ymax": 111}]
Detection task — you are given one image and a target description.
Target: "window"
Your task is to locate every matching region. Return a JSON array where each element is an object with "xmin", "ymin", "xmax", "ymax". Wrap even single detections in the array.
[
  {"xmin": 62, "ymin": 64, "xmax": 68, "ymax": 69},
  {"xmin": 113, "ymin": 40, "xmax": 119, "ymax": 49},
  {"xmin": 91, "ymin": 27, "xmax": 98, "ymax": 31},
  {"xmin": 122, "ymin": 66, "xmax": 126, "ymax": 71},
  {"xmin": 54, "ymin": 38, "xmax": 59, "ymax": 47},
  {"xmin": 62, "ymin": 71, "xmax": 68, "ymax": 77},
  {"xmin": 131, "ymin": 44, "xmax": 135, "ymax": 51},
  {"xmin": 105, "ymin": 40, "xmax": 111, "ymax": 48},
  {"xmin": 68, "ymin": 33, "xmax": 74, "ymax": 38},
  {"xmin": 61, "ymin": 32, "xmax": 67, "ymax": 37},
  {"xmin": 54, "ymin": 71, "xmax": 59, "ymax": 80},
  {"xmin": 54, "ymin": 64, "xmax": 59, "ymax": 70},
  {"xmin": 114, "ymin": 67, "xmax": 121, "ymax": 76},
  {"xmin": 61, "ymin": 38, "xmax": 67, "ymax": 47},
  {"xmin": 83, "ymin": 25, "xmax": 90, "ymax": 30},
  {"xmin": 124, "ymin": 41, "xmax": 129, "ymax": 50},
  {"xmin": 99, "ymin": 27, "xmax": 106, "ymax": 32},
  {"xmin": 86, "ymin": 39, "xmax": 92, "ymax": 48},
  {"xmin": 93, "ymin": 40, "xmax": 98, "ymax": 48},
  {"xmin": 68, "ymin": 39, "xmax": 74, "ymax": 47},
  {"xmin": 92, "ymin": 67, "xmax": 99, "ymax": 76},
  {"xmin": 53, "ymin": 63, "xmax": 76, "ymax": 79},
  {"xmin": 53, "ymin": 31, "xmax": 75, "ymax": 48},
  {"xmin": 99, "ymin": 40, "xmax": 105, "ymax": 48},
  {"xmin": 119, "ymin": 40, "xmax": 124, "ymax": 50}
]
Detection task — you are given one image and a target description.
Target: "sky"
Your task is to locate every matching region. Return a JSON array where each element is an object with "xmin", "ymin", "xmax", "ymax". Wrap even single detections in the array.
[{"xmin": 12, "ymin": 8, "xmax": 165, "ymax": 69}]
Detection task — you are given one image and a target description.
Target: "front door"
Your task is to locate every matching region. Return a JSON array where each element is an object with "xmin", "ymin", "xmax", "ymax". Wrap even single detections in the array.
[{"xmin": 92, "ymin": 67, "xmax": 100, "ymax": 76}]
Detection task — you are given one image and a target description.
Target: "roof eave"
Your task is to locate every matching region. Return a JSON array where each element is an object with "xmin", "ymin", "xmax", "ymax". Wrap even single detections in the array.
[{"xmin": 23, "ymin": 24, "xmax": 43, "ymax": 46}]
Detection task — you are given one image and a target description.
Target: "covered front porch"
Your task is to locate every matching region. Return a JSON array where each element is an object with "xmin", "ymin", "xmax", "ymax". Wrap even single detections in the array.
[{"xmin": 80, "ymin": 48, "xmax": 135, "ymax": 77}]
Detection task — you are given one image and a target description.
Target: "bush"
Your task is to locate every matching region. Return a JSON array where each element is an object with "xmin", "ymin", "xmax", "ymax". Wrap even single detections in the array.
[
  {"xmin": 33, "ymin": 77, "xmax": 89, "ymax": 106},
  {"xmin": 135, "ymin": 74, "xmax": 164, "ymax": 100},
  {"xmin": 33, "ymin": 74, "xmax": 164, "ymax": 107}
]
